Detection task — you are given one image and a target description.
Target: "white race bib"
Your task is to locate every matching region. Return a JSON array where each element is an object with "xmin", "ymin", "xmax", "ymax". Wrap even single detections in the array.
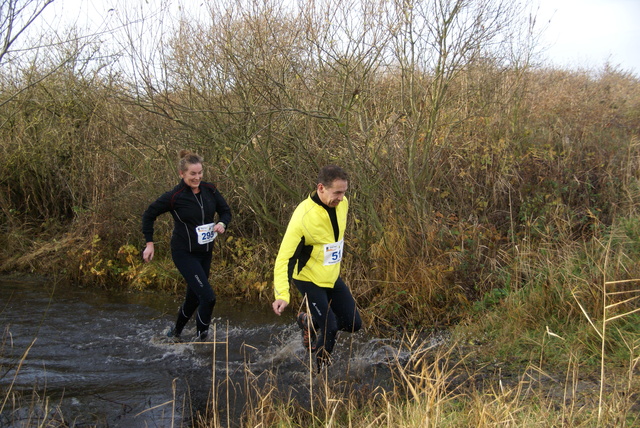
[
  {"xmin": 323, "ymin": 240, "xmax": 344, "ymax": 266},
  {"xmin": 196, "ymin": 223, "xmax": 217, "ymax": 245}
]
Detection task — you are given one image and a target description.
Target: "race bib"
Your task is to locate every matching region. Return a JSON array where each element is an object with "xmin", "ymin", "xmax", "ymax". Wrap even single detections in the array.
[
  {"xmin": 323, "ymin": 240, "xmax": 344, "ymax": 266},
  {"xmin": 196, "ymin": 223, "xmax": 217, "ymax": 245}
]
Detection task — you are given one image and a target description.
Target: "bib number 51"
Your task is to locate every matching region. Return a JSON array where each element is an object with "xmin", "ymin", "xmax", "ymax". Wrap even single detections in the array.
[{"xmin": 323, "ymin": 240, "xmax": 344, "ymax": 266}]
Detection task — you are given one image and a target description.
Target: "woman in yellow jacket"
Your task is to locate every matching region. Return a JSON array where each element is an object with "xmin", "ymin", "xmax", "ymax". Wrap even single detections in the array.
[{"xmin": 271, "ymin": 165, "xmax": 362, "ymax": 371}]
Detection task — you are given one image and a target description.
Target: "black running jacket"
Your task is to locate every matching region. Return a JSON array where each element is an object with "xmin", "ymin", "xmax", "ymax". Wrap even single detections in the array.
[{"xmin": 142, "ymin": 180, "xmax": 232, "ymax": 253}]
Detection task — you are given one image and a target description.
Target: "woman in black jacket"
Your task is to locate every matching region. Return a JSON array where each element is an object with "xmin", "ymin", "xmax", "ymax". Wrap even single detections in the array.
[{"xmin": 142, "ymin": 150, "xmax": 232, "ymax": 341}]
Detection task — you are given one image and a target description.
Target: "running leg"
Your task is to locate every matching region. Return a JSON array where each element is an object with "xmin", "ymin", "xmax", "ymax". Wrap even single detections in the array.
[{"xmin": 172, "ymin": 250, "xmax": 216, "ymax": 339}]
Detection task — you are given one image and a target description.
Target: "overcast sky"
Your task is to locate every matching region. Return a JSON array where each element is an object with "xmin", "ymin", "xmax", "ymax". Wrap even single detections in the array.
[
  {"xmin": 536, "ymin": 0, "xmax": 639, "ymax": 73},
  {"xmin": 37, "ymin": 0, "xmax": 640, "ymax": 75}
]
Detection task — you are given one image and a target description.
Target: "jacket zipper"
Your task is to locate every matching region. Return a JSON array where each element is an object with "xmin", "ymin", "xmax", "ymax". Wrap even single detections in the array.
[{"xmin": 194, "ymin": 191, "xmax": 208, "ymax": 251}]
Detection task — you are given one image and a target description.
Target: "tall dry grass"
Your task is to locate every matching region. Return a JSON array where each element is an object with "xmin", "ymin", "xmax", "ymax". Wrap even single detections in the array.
[{"xmin": 206, "ymin": 325, "xmax": 637, "ymax": 427}]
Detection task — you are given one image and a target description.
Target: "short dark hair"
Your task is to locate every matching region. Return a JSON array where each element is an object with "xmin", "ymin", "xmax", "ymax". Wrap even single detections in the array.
[{"xmin": 318, "ymin": 165, "xmax": 349, "ymax": 187}]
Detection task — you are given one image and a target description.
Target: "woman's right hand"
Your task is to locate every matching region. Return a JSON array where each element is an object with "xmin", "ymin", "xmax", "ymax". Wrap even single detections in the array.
[{"xmin": 142, "ymin": 243, "xmax": 154, "ymax": 262}]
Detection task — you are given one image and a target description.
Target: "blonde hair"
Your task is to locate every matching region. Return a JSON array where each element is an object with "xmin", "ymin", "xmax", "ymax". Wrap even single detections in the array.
[{"xmin": 178, "ymin": 150, "xmax": 204, "ymax": 172}]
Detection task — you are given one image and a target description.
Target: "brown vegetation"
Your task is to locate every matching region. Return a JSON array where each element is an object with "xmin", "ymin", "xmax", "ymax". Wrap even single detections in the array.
[{"xmin": 1, "ymin": 0, "xmax": 639, "ymax": 425}]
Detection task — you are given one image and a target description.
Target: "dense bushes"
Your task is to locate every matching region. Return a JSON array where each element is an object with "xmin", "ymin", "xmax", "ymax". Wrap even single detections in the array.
[{"xmin": 1, "ymin": 0, "xmax": 639, "ymax": 332}]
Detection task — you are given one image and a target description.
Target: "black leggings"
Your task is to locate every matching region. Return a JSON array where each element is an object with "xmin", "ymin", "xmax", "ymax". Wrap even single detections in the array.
[
  {"xmin": 294, "ymin": 277, "xmax": 362, "ymax": 357},
  {"xmin": 171, "ymin": 249, "xmax": 216, "ymax": 336}
]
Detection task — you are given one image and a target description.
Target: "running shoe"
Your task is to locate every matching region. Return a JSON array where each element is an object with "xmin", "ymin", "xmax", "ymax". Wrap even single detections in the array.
[
  {"xmin": 166, "ymin": 327, "xmax": 181, "ymax": 341},
  {"xmin": 296, "ymin": 312, "xmax": 317, "ymax": 351},
  {"xmin": 194, "ymin": 330, "xmax": 208, "ymax": 342}
]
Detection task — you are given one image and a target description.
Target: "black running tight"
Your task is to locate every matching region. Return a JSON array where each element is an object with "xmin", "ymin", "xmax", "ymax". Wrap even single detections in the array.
[
  {"xmin": 294, "ymin": 277, "xmax": 362, "ymax": 357},
  {"xmin": 171, "ymin": 249, "xmax": 216, "ymax": 337}
]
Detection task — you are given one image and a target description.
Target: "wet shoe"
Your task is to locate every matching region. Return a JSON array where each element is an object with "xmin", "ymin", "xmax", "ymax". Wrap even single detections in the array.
[
  {"xmin": 193, "ymin": 330, "xmax": 208, "ymax": 342},
  {"xmin": 296, "ymin": 312, "xmax": 316, "ymax": 351},
  {"xmin": 166, "ymin": 327, "xmax": 181, "ymax": 341}
]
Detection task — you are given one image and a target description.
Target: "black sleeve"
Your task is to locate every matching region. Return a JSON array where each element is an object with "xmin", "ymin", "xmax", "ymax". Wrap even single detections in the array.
[
  {"xmin": 141, "ymin": 191, "xmax": 172, "ymax": 242},
  {"xmin": 214, "ymin": 189, "xmax": 232, "ymax": 227}
]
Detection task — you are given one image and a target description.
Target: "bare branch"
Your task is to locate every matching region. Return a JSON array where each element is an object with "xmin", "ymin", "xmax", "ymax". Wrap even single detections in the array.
[{"xmin": 0, "ymin": 0, "xmax": 55, "ymax": 64}]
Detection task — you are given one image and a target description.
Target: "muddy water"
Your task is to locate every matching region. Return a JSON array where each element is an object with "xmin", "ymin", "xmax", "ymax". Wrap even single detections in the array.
[{"xmin": 0, "ymin": 276, "xmax": 408, "ymax": 427}]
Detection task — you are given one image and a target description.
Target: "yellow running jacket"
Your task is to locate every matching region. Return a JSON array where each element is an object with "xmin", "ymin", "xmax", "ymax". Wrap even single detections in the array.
[{"xmin": 273, "ymin": 193, "xmax": 349, "ymax": 304}]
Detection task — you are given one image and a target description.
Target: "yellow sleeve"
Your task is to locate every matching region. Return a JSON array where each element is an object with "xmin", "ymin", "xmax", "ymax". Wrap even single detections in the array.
[{"xmin": 273, "ymin": 205, "xmax": 304, "ymax": 303}]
